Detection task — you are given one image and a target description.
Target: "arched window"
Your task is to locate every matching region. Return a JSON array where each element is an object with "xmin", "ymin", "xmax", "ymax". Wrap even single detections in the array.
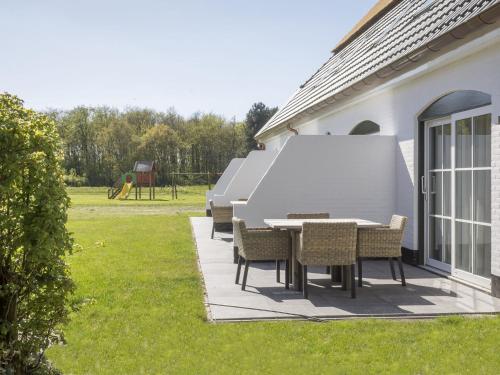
[
  {"xmin": 419, "ymin": 90, "xmax": 491, "ymax": 121},
  {"xmin": 349, "ymin": 120, "xmax": 380, "ymax": 135}
]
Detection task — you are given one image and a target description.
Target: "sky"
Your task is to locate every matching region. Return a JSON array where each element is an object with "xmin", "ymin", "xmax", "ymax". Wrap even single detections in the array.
[{"xmin": 1, "ymin": 0, "xmax": 377, "ymax": 120}]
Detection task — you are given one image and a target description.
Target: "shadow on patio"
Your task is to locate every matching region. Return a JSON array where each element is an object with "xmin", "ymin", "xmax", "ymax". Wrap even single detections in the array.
[{"xmin": 192, "ymin": 217, "xmax": 500, "ymax": 321}]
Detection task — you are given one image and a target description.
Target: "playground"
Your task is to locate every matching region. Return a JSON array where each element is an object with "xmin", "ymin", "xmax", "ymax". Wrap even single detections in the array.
[{"xmin": 106, "ymin": 160, "xmax": 216, "ymax": 202}]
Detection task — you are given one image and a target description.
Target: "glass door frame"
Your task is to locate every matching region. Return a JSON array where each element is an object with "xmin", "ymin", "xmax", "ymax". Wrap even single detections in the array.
[
  {"xmin": 423, "ymin": 106, "xmax": 493, "ymax": 289},
  {"xmin": 424, "ymin": 116, "xmax": 452, "ymax": 273},
  {"xmin": 450, "ymin": 106, "xmax": 492, "ymax": 289}
]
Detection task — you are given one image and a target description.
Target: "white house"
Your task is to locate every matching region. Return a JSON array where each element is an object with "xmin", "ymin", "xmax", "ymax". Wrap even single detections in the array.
[{"xmin": 245, "ymin": 0, "xmax": 500, "ymax": 296}]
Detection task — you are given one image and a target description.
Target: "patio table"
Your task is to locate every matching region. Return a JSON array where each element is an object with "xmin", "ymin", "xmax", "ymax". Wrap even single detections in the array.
[{"xmin": 264, "ymin": 218, "xmax": 382, "ymax": 291}]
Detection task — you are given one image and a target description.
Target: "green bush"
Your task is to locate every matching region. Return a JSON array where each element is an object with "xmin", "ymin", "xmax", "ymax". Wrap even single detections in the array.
[{"xmin": 0, "ymin": 93, "xmax": 74, "ymax": 374}]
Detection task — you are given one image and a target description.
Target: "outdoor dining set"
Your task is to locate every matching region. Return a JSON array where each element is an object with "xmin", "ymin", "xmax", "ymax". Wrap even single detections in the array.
[{"xmin": 210, "ymin": 201, "xmax": 407, "ymax": 299}]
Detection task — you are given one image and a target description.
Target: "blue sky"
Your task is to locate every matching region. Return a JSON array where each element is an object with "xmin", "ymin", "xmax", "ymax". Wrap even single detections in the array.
[{"xmin": 1, "ymin": 0, "xmax": 377, "ymax": 120}]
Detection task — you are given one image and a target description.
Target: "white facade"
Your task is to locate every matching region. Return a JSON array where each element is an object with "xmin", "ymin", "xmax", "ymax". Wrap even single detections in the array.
[
  {"xmin": 260, "ymin": 30, "xmax": 500, "ymax": 252},
  {"xmin": 213, "ymin": 150, "xmax": 277, "ymax": 206},
  {"xmin": 205, "ymin": 158, "xmax": 244, "ymax": 211},
  {"xmin": 254, "ymin": 29, "xmax": 500, "ymax": 293}
]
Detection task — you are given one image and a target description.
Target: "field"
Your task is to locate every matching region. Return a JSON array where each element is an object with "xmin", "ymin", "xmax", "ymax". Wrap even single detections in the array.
[{"xmin": 46, "ymin": 187, "xmax": 500, "ymax": 374}]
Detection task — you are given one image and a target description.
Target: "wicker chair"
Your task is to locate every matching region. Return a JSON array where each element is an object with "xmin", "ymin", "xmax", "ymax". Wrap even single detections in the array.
[
  {"xmin": 233, "ymin": 218, "xmax": 290, "ymax": 291},
  {"xmin": 209, "ymin": 200, "xmax": 233, "ymax": 239},
  {"xmin": 297, "ymin": 222, "xmax": 358, "ymax": 298},
  {"xmin": 356, "ymin": 215, "xmax": 408, "ymax": 287},
  {"xmin": 287, "ymin": 213, "xmax": 331, "ymax": 274}
]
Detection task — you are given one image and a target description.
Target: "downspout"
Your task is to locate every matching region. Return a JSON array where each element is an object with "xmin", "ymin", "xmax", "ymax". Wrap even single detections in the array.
[
  {"xmin": 286, "ymin": 123, "xmax": 298, "ymax": 135},
  {"xmin": 257, "ymin": 142, "xmax": 266, "ymax": 150}
]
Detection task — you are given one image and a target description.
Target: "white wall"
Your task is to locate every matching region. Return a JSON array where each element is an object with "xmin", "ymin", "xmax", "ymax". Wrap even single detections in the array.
[
  {"xmin": 205, "ymin": 158, "xmax": 244, "ymax": 210},
  {"xmin": 492, "ymin": 124, "xmax": 500, "ymax": 279},
  {"xmin": 259, "ymin": 30, "xmax": 500, "ymax": 251},
  {"xmin": 213, "ymin": 150, "xmax": 277, "ymax": 206},
  {"xmin": 234, "ymin": 135, "xmax": 397, "ymax": 237}
]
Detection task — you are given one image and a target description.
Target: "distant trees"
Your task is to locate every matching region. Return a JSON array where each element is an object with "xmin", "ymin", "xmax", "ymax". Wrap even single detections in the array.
[
  {"xmin": 245, "ymin": 102, "xmax": 278, "ymax": 151},
  {"xmin": 51, "ymin": 107, "xmax": 249, "ymax": 186}
]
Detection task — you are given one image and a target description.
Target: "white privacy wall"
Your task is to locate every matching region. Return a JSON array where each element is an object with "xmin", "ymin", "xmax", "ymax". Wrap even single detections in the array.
[
  {"xmin": 259, "ymin": 30, "xmax": 500, "ymax": 250},
  {"xmin": 492, "ymin": 123, "xmax": 500, "ymax": 280},
  {"xmin": 234, "ymin": 135, "xmax": 397, "ymax": 237},
  {"xmin": 205, "ymin": 158, "xmax": 244, "ymax": 210},
  {"xmin": 213, "ymin": 150, "xmax": 277, "ymax": 206}
]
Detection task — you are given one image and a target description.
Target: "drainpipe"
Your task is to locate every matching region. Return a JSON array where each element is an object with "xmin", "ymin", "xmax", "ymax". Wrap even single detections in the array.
[
  {"xmin": 286, "ymin": 123, "xmax": 298, "ymax": 135},
  {"xmin": 257, "ymin": 142, "xmax": 266, "ymax": 150}
]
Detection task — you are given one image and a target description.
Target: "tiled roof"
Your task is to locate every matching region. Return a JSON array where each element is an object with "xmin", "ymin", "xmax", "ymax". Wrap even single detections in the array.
[
  {"xmin": 333, "ymin": 0, "xmax": 397, "ymax": 53},
  {"xmin": 256, "ymin": 0, "xmax": 499, "ymax": 138}
]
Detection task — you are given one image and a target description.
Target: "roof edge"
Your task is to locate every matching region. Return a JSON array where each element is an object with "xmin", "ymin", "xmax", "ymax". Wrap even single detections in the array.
[{"xmin": 332, "ymin": 0, "xmax": 400, "ymax": 54}]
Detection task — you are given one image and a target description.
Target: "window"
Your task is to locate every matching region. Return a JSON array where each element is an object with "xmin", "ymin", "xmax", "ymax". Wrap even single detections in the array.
[{"xmin": 349, "ymin": 120, "xmax": 380, "ymax": 135}]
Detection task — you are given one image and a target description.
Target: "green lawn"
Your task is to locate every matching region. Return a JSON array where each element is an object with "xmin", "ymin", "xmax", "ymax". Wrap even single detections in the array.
[{"xmin": 47, "ymin": 187, "xmax": 500, "ymax": 374}]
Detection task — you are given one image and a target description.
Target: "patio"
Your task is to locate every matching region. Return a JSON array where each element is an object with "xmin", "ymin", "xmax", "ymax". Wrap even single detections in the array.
[{"xmin": 191, "ymin": 217, "xmax": 500, "ymax": 321}]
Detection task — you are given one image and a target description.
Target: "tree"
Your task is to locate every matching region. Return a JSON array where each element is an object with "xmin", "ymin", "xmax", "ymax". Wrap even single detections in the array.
[
  {"xmin": 137, "ymin": 124, "xmax": 180, "ymax": 184},
  {"xmin": 245, "ymin": 102, "xmax": 278, "ymax": 151},
  {"xmin": 0, "ymin": 93, "xmax": 74, "ymax": 374}
]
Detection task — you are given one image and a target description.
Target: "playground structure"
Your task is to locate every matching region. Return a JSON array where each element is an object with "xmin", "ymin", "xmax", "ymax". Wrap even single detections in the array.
[{"xmin": 108, "ymin": 161, "xmax": 156, "ymax": 200}]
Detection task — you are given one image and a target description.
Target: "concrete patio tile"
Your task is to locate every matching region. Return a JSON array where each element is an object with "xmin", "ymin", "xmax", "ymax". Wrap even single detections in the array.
[{"xmin": 191, "ymin": 217, "xmax": 500, "ymax": 321}]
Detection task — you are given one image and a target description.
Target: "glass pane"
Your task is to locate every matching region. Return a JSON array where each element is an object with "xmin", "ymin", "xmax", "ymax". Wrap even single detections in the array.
[
  {"xmin": 430, "ymin": 172, "xmax": 442, "ymax": 215},
  {"xmin": 474, "ymin": 225, "xmax": 491, "ymax": 278},
  {"xmin": 455, "ymin": 171, "xmax": 472, "ymax": 220},
  {"xmin": 443, "ymin": 171, "xmax": 451, "ymax": 217},
  {"xmin": 473, "ymin": 170, "xmax": 491, "ymax": 223},
  {"xmin": 455, "ymin": 221, "xmax": 472, "ymax": 272},
  {"xmin": 443, "ymin": 124, "xmax": 451, "ymax": 169},
  {"xmin": 429, "ymin": 217, "xmax": 442, "ymax": 262},
  {"xmin": 430, "ymin": 126, "xmax": 443, "ymax": 169},
  {"xmin": 473, "ymin": 114, "xmax": 491, "ymax": 167},
  {"xmin": 456, "ymin": 118, "xmax": 472, "ymax": 168},
  {"xmin": 443, "ymin": 218, "xmax": 451, "ymax": 265}
]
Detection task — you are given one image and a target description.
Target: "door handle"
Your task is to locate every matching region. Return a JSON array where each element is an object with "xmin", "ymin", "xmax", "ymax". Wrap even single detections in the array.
[{"xmin": 421, "ymin": 176, "xmax": 428, "ymax": 201}]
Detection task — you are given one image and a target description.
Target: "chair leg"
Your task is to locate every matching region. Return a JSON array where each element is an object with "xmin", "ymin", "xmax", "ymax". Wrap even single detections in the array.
[
  {"xmin": 241, "ymin": 260, "xmax": 250, "ymax": 291},
  {"xmin": 211, "ymin": 223, "xmax": 215, "ymax": 239},
  {"xmin": 397, "ymin": 257, "xmax": 406, "ymax": 286},
  {"xmin": 233, "ymin": 246, "xmax": 238, "ymax": 264},
  {"xmin": 276, "ymin": 260, "xmax": 280, "ymax": 283},
  {"xmin": 325, "ymin": 266, "xmax": 331, "ymax": 274},
  {"xmin": 302, "ymin": 265, "xmax": 308, "ymax": 298},
  {"xmin": 341, "ymin": 266, "xmax": 347, "ymax": 291},
  {"xmin": 235, "ymin": 256, "xmax": 243, "ymax": 284},
  {"xmin": 351, "ymin": 264, "xmax": 356, "ymax": 298},
  {"xmin": 389, "ymin": 258, "xmax": 396, "ymax": 280},
  {"xmin": 357, "ymin": 258, "xmax": 363, "ymax": 287}
]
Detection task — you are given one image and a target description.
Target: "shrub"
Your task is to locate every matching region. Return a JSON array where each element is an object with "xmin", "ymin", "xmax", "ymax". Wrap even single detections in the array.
[{"xmin": 0, "ymin": 93, "xmax": 74, "ymax": 374}]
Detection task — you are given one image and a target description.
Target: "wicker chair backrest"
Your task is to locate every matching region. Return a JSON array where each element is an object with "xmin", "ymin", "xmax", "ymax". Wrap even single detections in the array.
[
  {"xmin": 287, "ymin": 213, "xmax": 330, "ymax": 219},
  {"xmin": 301, "ymin": 222, "xmax": 357, "ymax": 264}
]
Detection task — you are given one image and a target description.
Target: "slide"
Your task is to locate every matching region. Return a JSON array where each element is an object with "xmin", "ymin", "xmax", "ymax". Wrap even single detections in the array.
[{"xmin": 115, "ymin": 182, "xmax": 133, "ymax": 200}]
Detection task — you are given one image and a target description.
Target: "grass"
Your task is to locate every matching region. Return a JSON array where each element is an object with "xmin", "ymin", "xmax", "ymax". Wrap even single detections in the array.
[{"xmin": 46, "ymin": 187, "xmax": 500, "ymax": 374}]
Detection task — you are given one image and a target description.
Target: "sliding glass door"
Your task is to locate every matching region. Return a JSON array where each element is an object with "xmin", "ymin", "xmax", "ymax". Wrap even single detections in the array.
[{"xmin": 424, "ymin": 108, "xmax": 492, "ymax": 287}]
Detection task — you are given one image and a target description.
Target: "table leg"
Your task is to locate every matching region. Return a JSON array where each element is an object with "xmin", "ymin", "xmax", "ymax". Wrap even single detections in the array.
[
  {"xmin": 332, "ymin": 266, "xmax": 342, "ymax": 282},
  {"xmin": 291, "ymin": 231, "xmax": 302, "ymax": 291}
]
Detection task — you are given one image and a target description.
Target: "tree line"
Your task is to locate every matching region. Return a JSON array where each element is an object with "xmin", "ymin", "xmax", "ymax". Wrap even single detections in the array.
[
  {"xmin": 48, "ymin": 103, "xmax": 276, "ymax": 186},
  {"xmin": 48, "ymin": 103, "xmax": 277, "ymax": 186}
]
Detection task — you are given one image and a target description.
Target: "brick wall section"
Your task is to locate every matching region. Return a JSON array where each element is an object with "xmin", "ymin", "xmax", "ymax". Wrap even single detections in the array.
[{"xmin": 491, "ymin": 123, "xmax": 500, "ymax": 295}]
